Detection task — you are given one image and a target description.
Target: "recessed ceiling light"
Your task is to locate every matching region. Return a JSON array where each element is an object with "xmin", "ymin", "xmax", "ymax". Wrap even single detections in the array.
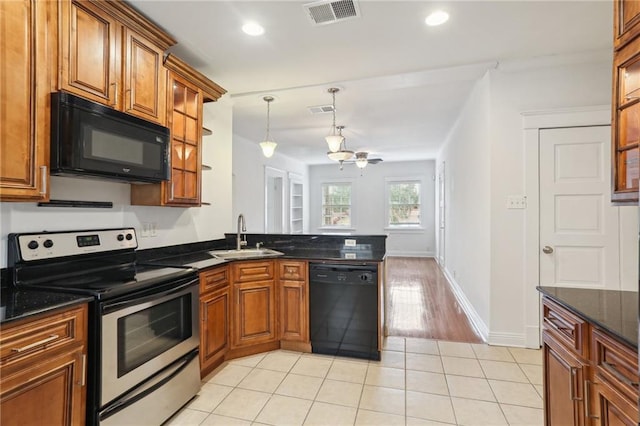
[
  {"xmin": 425, "ymin": 10, "xmax": 449, "ymax": 26},
  {"xmin": 242, "ymin": 22, "xmax": 264, "ymax": 36}
]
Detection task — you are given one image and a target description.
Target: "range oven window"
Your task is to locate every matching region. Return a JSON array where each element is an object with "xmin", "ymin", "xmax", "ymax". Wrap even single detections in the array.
[{"xmin": 116, "ymin": 293, "xmax": 192, "ymax": 377}]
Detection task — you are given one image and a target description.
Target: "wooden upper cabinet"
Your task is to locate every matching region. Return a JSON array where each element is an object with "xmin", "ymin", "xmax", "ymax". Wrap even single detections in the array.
[
  {"xmin": 58, "ymin": 0, "xmax": 174, "ymax": 125},
  {"xmin": 615, "ymin": 0, "xmax": 640, "ymax": 49},
  {"xmin": 0, "ymin": 0, "xmax": 53, "ymax": 201},
  {"xmin": 123, "ymin": 27, "xmax": 166, "ymax": 123},
  {"xmin": 612, "ymin": 11, "xmax": 640, "ymax": 204},
  {"xmin": 131, "ymin": 54, "xmax": 226, "ymax": 207}
]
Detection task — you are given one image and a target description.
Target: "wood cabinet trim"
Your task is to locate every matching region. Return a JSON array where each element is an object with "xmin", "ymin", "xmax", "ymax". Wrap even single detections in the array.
[
  {"xmin": 86, "ymin": 0, "xmax": 175, "ymax": 50},
  {"xmin": 164, "ymin": 54, "xmax": 226, "ymax": 102}
]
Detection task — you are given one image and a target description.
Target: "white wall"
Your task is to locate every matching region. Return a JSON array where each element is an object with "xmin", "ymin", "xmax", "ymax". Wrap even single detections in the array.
[
  {"xmin": 308, "ymin": 160, "xmax": 436, "ymax": 257},
  {"xmin": 437, "ymin": 51, "xmax": 639, "ymax": 346},
  {"xmin": 436, "ymin": 72, "xmax": 492, "ymax": 336},
  {"xmin": 232, "ymin": 136, "xmax": 309, "ymax": 234},
  {"xmin": 0, "ymin": 97, "xmax": 234, "ymax": 268}
]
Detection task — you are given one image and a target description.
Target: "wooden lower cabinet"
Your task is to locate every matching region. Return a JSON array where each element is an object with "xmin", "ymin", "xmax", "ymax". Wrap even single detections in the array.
[
  {"xmin": 279, "ymin": 280, "xmax": 307, "ymax": 342},
  {"xmin": 232, "ymin": 279, "xmax": 277, "ymax": 348},
  {"xmin": 0, "ymin": 304, "xmax": 88, "ymax": 426},
  {"xmin": 541, "ymin": 296, "xmax": 639, "ymax": 426},
  {"xmin": 543, "ymin": 333, "xmax": 588, "ymax": 426},
  {"xmin": 199, "ymin": 266, "xmax": 230, "ymax": 377},
  {"xmin": 278, "ymin": 260, "xmax": 309, "ymax": 347}
]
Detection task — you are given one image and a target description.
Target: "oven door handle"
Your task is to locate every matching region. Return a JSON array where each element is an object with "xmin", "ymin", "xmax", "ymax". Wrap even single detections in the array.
[
  {"xmin": 102, "ymin": 277, "xmax": 198, "ymax": 314},
  {"xmin": 99, "ymin": 349, "xmax": 198, "ymax": 421}
]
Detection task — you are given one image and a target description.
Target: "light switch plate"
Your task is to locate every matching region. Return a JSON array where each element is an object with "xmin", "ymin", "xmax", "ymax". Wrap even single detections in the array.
[
  {"xmin": 345, "ymin": 239, "xmax": 356, "ymax": 246},
  {"xmin": 506, "ymin": 195, "xmax": 527, "ymax": 209}
]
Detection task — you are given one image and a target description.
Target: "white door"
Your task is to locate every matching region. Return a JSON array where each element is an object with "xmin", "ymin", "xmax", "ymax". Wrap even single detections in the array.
[{"xmin": 539, "ymin": 126, "xmax": 620, "ymax": 289}]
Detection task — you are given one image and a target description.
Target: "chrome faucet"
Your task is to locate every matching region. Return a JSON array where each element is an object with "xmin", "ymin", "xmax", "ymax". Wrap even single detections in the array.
[{"xmin": 236, "ymin": 214, "xmax": 247, "ymax": 250}]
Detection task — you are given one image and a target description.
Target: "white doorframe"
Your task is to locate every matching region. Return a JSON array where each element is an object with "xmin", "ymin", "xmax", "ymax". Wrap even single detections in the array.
[
  {"xmin": 522, "ymin": 105, "xmax": 610, "ymax": 348},
  {"xmin": 264, "ymin": 166, "xmax": 287, "ymax": 233}
]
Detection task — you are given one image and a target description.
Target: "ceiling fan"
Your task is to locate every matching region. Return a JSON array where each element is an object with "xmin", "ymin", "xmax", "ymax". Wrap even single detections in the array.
[{"xmin": 343, "ymin": 152, "xmax": 384, "ymax": 168}]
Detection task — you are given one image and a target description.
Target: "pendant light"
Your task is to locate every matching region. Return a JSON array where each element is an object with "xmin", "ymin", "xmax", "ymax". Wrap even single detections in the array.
[
  {"xmin": 259, "ymin": 96, "xmax": 277, "ymax": 158},
  {"xmin": 325, "ymin": 88, "xmax": 344, "ymax": 152},
  {"xmin": 327, "ymin": 126, "xmax": 353, "ymax": 170}
]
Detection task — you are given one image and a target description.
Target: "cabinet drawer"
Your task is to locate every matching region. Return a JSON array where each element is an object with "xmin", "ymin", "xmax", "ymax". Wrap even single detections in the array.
[
  {"xmin": 279, "ymin": 261, "xmax": 307, "ymax": 281},
  {"xmin": 542, "ymin": 297, "xmax": 589, "ymax": 358},
  {"xmin": 592, "ymin": 328, "xmax": 639, "ymax": 406},
  {"xmin": 233, "ymin": 261, "xmax": 274, "ymax": 283},
  {"xmin": 200, "ymin": 266, "xmax": 230, "ymax": 293},
  {"xmin": 0, "ymin": 305, "xmax": 87, "ymax": 367}
]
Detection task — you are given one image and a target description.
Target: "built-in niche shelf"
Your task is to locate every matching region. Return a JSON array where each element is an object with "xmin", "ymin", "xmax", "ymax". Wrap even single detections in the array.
[{"xmin": 289, "ymin": 173, "xmax": 303, "ymax": 234}]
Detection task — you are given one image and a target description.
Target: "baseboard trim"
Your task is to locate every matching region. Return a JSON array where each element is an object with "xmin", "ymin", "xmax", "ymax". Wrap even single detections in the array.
[
  {"xmin": 488, "ymin": 332, "xmax": 527, "ymax": 348},
  {"xmin": 441, "ymin": 266, "xmax": 489, "ymax": 342},
  {"xmin": 386, "ymin": 251, "xmax": 435, "ymax": 258}
]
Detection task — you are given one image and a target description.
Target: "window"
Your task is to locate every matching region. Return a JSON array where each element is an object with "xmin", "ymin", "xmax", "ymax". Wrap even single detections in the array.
[
  {"xmin": 387, "ymin": 180, "xmax": 421, "ymax": 227},
  {"xmin": 322, "ymin": 183, "xmax": 351, "ymax": 227}
]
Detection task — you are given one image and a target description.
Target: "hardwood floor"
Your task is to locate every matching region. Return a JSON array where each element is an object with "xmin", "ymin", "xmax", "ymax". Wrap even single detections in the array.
[{"xmin": 384, "ymin": 256, "xmax": 484, "ymax": 343}]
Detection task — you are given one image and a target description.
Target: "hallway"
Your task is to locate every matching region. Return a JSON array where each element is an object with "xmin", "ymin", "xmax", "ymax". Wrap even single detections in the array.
[{"xmin": 384, "ymin": 257, "xmax": 483, "ymax": 343}]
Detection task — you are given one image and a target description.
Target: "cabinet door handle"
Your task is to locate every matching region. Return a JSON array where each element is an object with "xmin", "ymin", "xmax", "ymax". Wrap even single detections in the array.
[
  {"xmin": 602, "ymin": 361, "xmax": 640, "ymax": 388},
  {"xmin": 569, "ymin": 367, "xmax": 582, "ymax": 401},
  {"xmin": 11, "ymin": 334, "xmax": 59, "ymax": 352},
  {"xmin": 80, "ymin": 354, "xmax": 87, "ymax": 386},
  {"xmin": 584, "ymin": 380, "xmax": 599, "ymax": 419},
  {"xmin": 39, "ymin": 165, "xmax": 47, "ymax": 195}
]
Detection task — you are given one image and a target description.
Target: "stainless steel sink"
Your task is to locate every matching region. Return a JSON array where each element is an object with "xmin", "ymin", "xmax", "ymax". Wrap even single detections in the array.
[{"xmin": 208, "ymin": 248, "xmax": 284, "ymax": 260}]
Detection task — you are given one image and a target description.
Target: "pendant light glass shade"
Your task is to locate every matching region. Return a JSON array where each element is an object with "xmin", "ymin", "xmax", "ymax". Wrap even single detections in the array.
[
  {"xmin": 325, "ymin": 88, "xmax": 344, "ymax": 152},
  {"xmin": 325, "ymin": 135, "xmax": 344, "ymax": 152},
  {"xmin": 327, "ymin": 126, "xmax": 353, "ymax": 162},
  {"xmin": 260, "ymin": 141, "xmax": 277, "ymax": 158},
  {"xmin": 260, "ymin": 96, "xmax": 277, "ymax": 158}
]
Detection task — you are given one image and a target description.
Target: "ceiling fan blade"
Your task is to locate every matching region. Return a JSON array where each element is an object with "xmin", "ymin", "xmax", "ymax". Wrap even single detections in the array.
[{"xmin": 367, "ymin": 158, "xmax": 383, "ymax": 164}]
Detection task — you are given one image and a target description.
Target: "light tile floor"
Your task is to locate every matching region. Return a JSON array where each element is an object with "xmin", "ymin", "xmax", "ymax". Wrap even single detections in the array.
[{"xmin": 165, "ymin": 337, "xmax": 543, "ymax": 426}]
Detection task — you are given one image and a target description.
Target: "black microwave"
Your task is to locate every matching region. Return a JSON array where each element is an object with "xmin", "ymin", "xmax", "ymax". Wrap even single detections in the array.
[{"xmin": 50, "ymin": 92, "xmax": 170, "ymax": 183}]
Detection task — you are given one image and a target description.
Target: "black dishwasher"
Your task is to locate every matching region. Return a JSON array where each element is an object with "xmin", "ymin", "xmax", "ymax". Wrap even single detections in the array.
[{"xmin": 309, "ymin": 263, "xmax": 380, "ymax": 361}]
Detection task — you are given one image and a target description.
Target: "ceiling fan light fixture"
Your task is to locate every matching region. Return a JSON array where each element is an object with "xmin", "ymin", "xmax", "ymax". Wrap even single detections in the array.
[
  {"xmin": 325, "ymin": 88, "xmax": 344, "ymax": 152},
  {"xmin": 260, "ymin": 96, "xmax": 277, "ymax": 158},
  {"xmin": 355, "ymin": 152, "xmax": 368, "ymax": 168}
]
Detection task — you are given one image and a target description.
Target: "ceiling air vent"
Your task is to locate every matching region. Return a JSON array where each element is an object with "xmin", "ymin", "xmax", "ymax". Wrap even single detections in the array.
[
  {"xmin": 303, "ymin": 0, "xmax": 360, "ymax": 26},
  {"xmin": 308, "ymin": 104, "xmax": 335, "ymax": 114}
]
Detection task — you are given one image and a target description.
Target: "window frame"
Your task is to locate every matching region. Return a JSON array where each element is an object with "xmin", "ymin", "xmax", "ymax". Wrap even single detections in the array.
[
  {"xmin": 385, "ymin": 177, "xmax": 424, "ymax": 230},
  {"xmin": 319, "ymin": 180, "xmax": 355, "ymax": 230}
]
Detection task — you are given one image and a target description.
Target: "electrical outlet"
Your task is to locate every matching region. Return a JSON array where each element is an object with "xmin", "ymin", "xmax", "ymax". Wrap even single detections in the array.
[
  {"xmin": 140, "ymin": 223, "xmax": 150, "ymax": 238},
  {"xmin": 345, "ymin": 239, "xmax": 356, "ymax": 247},
  {"xmin": 506, "ymin": 195, "xmax": 527, "ymax": 209},
  {"xmin": 149, "ymin": 222, "xmax": 157, "ymax": 237}
]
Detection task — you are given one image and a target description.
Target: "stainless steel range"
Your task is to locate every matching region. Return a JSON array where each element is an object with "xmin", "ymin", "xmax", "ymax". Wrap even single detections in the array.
[{"xmin": 7, "ymin": 228, "xmax": 201, "ymax": 426}]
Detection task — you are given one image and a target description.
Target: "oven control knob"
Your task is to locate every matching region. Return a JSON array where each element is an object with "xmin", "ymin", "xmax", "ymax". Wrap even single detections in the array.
[
  {"xmin": 117, "ymin": 234, "xmax": 124, "ymax": 241},
  {"xmin": 125, "ymin": 233, "xmax": 133, "ymax": 241},
  {"xmin": 43, "ymin": 239, "xmax": 53, "ymax": 249},
  {"xmin": 27, "ymin": 240, "xmax": 39, "ymax": 250}
]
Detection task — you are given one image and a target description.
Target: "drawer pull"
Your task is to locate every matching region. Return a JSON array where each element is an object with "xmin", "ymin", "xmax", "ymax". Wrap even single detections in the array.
[
  {"xmin": 602, "ymin": 361, "xmax": 640, "ymax": 388},
  {"xmin": 11, "ymin": 334, "xmax": 59, "ymax": 352},
  {"xmin": 546, "ymin": 316, "xmax": 572, "ymax": 332}
]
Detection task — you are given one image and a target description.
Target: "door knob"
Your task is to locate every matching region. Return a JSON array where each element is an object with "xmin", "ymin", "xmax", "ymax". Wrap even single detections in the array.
[{"xmin": 542, "ymin": 246, "xmax": 554, "ymax": 254}]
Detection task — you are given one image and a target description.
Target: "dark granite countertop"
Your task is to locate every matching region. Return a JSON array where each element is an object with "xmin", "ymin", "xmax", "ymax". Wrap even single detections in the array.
[
  {"xmin": 139, "ymin": 233, "xmax": 387, "ymax": 271},
  {"xmin": 537, "ymin": 286, "xmax": 638, "ymax": 349},
  {"xmin": 0, "ymin": 287, "xmax": 93, "ymax": 325}
]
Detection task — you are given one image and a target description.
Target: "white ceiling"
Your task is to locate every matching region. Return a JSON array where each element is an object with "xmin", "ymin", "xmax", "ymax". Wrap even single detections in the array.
[{"xmin": 129, "ymin": 0, "xmax": 613, "ymax": 165}]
